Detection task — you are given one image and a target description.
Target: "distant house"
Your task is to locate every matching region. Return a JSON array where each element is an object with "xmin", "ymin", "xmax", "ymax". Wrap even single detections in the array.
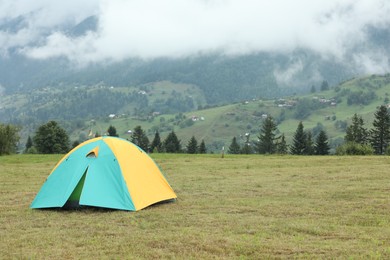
[
  {"xmin": 191, "ymin": 115, "xmax": 199, "ymax": 121},
  {"xmin": 108, "ymin": 114, "xmax": 116, "ymax": 119},
  {"xmin": 190, "ymin": 115, "xmax": 205, "ymax": 122}
]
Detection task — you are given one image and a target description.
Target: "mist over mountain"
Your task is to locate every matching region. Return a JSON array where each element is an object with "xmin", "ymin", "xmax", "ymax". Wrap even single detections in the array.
[{"xmin": 1, "ymin": 0, "xmax": 390, "ymax": 104}]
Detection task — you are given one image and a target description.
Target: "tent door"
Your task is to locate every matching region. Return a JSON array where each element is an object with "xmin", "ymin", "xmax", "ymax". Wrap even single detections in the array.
[{"xmin": 64, "ymin": 168, "xmax": 88, "ymax": 208}]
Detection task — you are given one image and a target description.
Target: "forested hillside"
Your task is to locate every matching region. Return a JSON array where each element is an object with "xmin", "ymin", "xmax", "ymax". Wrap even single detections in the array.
[
  {"xmin": 50, "ymin": 74, "xmax": 390, "ymax": 153},
  {"xmin": 0, "ymin": 51, "xmax": 355, "ymax": 103}
]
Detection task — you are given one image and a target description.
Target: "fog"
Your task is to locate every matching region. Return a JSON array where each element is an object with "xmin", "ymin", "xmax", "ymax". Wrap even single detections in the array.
[{"xmin": 1, "ymin": 0, "xmax": 390, "ymax": 72}]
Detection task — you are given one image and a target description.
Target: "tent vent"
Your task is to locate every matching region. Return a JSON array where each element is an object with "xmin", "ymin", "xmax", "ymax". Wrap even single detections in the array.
[
  {"xmin": 86, "ymin": 152, "xmax": 96, "ymax": 158},
  {"xmin": 86, "ymin": 146, "xmax": 99, "ymax": 158}
]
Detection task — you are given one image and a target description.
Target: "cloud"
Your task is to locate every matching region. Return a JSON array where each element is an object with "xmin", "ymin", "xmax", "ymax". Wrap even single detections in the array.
[
  {"xmin": 0, "ymin": 0, "xmax": 99, "ymax": 56},
  {"xmin": 0, "ymin": 0, "xmax": 99, "ymax": 26},
  {"xmin": 2, "ymin": 0, "xmax": 390, "ymax": 71},
  {"xmin": 274, "ymin": 59, "xmax": 304, "ymax": 86},
  {"xmin": 353, "ymin": 50, "xmax": 390, "ymax": 74}
]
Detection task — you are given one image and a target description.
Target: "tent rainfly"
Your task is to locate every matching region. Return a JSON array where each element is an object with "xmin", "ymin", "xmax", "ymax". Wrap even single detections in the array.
[{"xmin": 31, "ymin": 136, "xmax": 177, "ymax": 211}]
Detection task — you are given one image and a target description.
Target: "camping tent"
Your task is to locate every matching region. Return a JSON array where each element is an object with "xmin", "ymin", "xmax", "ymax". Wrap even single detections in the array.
[{"xmin": 31, "ymin": 136, "xmax": 177, "ymax": 211}]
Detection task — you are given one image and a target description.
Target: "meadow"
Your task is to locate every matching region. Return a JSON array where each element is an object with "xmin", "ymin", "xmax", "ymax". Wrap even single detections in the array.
[{"xmin": 1, "ymin": 154, "xmax": 390, "ymax": 259}]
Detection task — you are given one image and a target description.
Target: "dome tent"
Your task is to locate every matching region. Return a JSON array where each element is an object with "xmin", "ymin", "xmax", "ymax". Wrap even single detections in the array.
[{"xmin": 31, "ymin": 136, "xmax": 177, "ymax": 211}]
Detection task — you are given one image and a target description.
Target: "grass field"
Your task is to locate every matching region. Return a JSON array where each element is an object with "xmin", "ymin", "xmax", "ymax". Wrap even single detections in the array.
[{"xmin": 1, "ymin": 154, "xmax": 390, "ymax": 259}]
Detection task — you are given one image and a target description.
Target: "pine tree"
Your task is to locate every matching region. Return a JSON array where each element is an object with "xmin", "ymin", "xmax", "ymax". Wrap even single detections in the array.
[
  {"xmin": 24, "ymin": 135, "xmax": 33, "ymax": 153},
  {"xmin": 199, "ymin": 140, "xmax": 207, "ymax": 154},
  {"xmin": 163, "ymin": 131, "xmax": 181, "ymax": 153},
  {"xmin": 131, "ymin": 125, "xmax": 150, "ymax": 152},
  {"xmin": 370, "ymin": 105, "xmax": 390, "ymax": 154},
  {"xmin": 256, "ymin": 116, "xmax": 279, "ymax": 154},
  {"xmin": 107, "ymin": 125, "xmax": 119, "ymax": 137},
  {"xmin": 186, "ymin": 136, "xmax": 198, "ymax": 154},
  {"xmin": 290, "ymin": 122, "xmax": 306, "ymax": 155},
  {"xmin": 228, "ymin": 137, "xmax": 241, "ymax": 154},
  {"xmin": 315, "ymin": 130, "xmax": 330, "ymax": 155},
  {"xmin": 304, "ymin": 131, "xmax": 315, "ymax": 155},
  {"xmin": 345, "ymin": 114, "xmax": 368, "ymax": 144},
  {"xmin": 241, "ymin": 133, "xmax": 252, "ymax": 154},
  {"xmin": 320, "ymin": 80, "xmax": 329, "ymax": 91},
  {"xmin": 276, "ymin": 133, "xmax": 288, "ymax": 154},
  {"xmin": 150, "ymin": 131, "xmax": 162, "ymax": 153}
]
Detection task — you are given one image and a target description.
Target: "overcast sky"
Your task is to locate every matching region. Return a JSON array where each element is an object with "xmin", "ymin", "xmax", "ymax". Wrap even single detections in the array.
[{"xmin": 1, "ymin": 0, "xmax": 389, "ymax": 71}]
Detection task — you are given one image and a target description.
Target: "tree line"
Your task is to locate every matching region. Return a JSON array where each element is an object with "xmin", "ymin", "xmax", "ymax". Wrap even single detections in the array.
[
  {"xmin": 228, "ymin": 105, "xmax": 390, "ymax": 156},
  {"xmin": 227, "ymin": 119, "xmax": 330, "ymax": 155},
  {"xmin": 1, "ymin": 105, "xmax": 390, "ymax": 156},
  {"xmin": 1, "ymin": 121, "xmax": 207, "ymax": 155},
  {"xmin": 129, "ymin": 126, "xmax": 206, "ymax": 154}
]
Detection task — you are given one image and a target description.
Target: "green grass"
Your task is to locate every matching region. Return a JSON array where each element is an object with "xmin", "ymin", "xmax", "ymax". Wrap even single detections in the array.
[{"xmin": 1, "ymin": 154, "xmax": 390, "ymax": 258}]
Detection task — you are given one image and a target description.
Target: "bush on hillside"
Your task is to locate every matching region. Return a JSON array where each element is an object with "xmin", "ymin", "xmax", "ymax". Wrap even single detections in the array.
[{"xmin": 335, "ymin": 142, "xmax": 374, "ymax": 155}]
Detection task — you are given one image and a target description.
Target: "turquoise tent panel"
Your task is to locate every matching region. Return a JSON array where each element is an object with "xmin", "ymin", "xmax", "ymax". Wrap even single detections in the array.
[
  {"xmin": 30, "ymin": 141, "xmax": 104, "ymax": 209},
  {"xmin": 79, "ymin": 143, "xmax": 135, "ymax": 211},
  {"xmin": 30, "ymin": 156, "xmax": 89, "ymax": 208}
]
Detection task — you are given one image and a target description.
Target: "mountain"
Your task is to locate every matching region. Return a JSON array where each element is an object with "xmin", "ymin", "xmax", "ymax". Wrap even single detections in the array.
[{"xmin": 1, "ymin": 15, "xmax": 389, "ymax": 104}]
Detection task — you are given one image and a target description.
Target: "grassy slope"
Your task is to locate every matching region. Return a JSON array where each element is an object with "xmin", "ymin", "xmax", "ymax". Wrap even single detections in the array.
[
  {"xmin": 1, "ymin": 154, "xmax": 390, "ymax": 259},
  {"xmin": 84, "ymin": 74, "xmax": 390, "ymax": 149},
  {"xmin": 2, "ymin": 74, "xmax": 390, "ymax": 150}
]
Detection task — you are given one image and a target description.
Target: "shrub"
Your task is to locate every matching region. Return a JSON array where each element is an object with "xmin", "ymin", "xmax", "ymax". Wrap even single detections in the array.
[
  {"xmin": 26, "ymin": 146, "xmax": 38, "ymax": 154},
  {"xmin": 336, "ymin": 142, "xmax": 374, "ymax": 155}
]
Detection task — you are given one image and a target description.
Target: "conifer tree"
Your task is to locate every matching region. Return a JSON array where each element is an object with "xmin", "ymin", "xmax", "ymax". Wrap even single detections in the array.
[
  {"xmin": 228, "ymin": 137, "xmax": 241, "ymax": 154},
  {"xmin": 131, "ymin": 125, "xmax": 150, "ymax": 152},
  {"xmin": 304, "ymin": 131, "xmax": 315, "ymax": 155},
  {"xmin": 163, "ymin": 131, "xmax": 181, "ymax": 153},
  {"xmin": 315, "ymin": 130, "xmax": 330, "ymax": 155},
  {"xmin": 150, "ymin": 131, "xmax": 162, "ymax": 153},
  {"xmin": 290, "ymin": 121, "xmax": 306, "ymax": 155},
  {"xmin": 276, "ymin": 133, "xmax": 288, "ymax": 154},
  {"xmin": 186, "ymin": 136, "xmax": 198, "ymax": 154},
  {"xmin": 241, "ymin": 133, "xmax": 253, "ymax": 154},
  {"xmin": 345, "ymin": 113, "xmax": 368, "ymax": 144},
  {"xmin": 25, "ymin": 135, "xmax": 33, "ymax": 153},
  {"xmin": 256, "ymin": 116, "xmax": 279, "ymax": 154},
  {"xmin": 107, "ymin": 125, "xmax": 119, "ymax": 137},
  {"xmin": 320, "ymin": 80, "xmax": 329, "ymax": 91},
  {"xmin": 370, "ymin": 105, "xmax": 390, "ymax": 154},
  {"xmin": 199, "ymin": 140, "xmax": 207, "ymax": 154}
]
